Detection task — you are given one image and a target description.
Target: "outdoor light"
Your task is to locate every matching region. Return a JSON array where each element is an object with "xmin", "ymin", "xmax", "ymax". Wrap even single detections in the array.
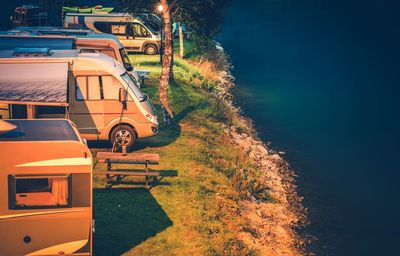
[{"xmin": 157, "ymin": 4, "xmax": 163, "ymax": 13}]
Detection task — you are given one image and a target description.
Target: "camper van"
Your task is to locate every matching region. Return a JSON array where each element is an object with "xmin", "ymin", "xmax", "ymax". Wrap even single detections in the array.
[
  {"xmin": 0, "ymin": 119, "xmax": 92, "ymax": 255},
  {"xmin": 11, "ymin": 5, "xmax": 48, "ymax": 28},
  {"xmin": 63, "ymin": 12, "xmax": 161, "ymax": 54},
  {"xmin": 0, "ymin": 49, "xmax": 158, "ymax": 149},
  {"xmin": 0, "ymin": 28, "xmax": 149, "ymax": 85}
]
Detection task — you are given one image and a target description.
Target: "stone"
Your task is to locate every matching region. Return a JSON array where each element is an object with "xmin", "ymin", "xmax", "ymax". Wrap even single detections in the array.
[{"xmin": 256, "ymin": 145, "xmax": 269, "ymax": 155}]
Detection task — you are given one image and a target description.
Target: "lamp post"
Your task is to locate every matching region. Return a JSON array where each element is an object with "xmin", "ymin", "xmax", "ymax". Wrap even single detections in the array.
[{"xmin": 157, "ymin": 4, "xmax": 164, "ymax": 64}]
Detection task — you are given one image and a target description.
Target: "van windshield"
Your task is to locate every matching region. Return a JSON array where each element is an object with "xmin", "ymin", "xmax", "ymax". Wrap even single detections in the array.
[
  {"xmin": 121, "ymin": 72, "xmax": 146, "ymax": 102},
  {"xmin": 120, "ymin": 48, "xmax": 133, "ymax": 71},
  {"xmin": 144, "ymin": 23, "xmax": 158, "ymax": 35}
]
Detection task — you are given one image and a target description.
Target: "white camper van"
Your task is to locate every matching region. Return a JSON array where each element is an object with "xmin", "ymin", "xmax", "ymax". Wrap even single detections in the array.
[
  {"xmin": 63, "ymin": 12, "xmax": 161, "ymax": 54},
  {"xmin": 0, "ymin": 119, "xmax": 93, "ymax": 255},
  {"xmin": 0, "ymin": 49, "xmax": 158, "ymax": 149},
  {"xmin": 1, "ymin": 28, "xmax": 150, "ymax": 86}
]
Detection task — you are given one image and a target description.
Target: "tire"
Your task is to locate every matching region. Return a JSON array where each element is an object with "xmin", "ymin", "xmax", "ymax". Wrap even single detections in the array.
[
  {"xmin": 144, "ymin": 44, "xmax": 158, "ymax": 55},
  {"xmin": 110, "ymin": 124, "xmax": 136, "ymax": 150}
]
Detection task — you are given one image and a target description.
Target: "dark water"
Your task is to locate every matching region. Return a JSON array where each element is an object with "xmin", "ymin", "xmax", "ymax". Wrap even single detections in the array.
[{"xmin": 218, "ymin": 1, "xmax": 400, "ymax": 255}]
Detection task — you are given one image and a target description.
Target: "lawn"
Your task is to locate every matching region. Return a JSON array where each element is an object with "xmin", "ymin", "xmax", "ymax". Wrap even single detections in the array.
[{"xmin": 92, "ymin": 47, "xmax": 258, "ymax": 256}]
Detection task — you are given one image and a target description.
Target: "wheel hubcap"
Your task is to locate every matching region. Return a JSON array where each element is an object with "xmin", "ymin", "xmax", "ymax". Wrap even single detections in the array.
[
  {"xmin": 115, "ymin": 130, "xmax": 132, "ymax": 145},
  {"xmin": 147, "ymin": 47, "xmax": 155, "ymax": 54}
]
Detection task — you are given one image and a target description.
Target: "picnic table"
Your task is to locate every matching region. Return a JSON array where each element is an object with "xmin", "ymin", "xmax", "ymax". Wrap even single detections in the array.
[{"xmin": 95, "ymin": 152, "xmax": 160, "ymax": 188}]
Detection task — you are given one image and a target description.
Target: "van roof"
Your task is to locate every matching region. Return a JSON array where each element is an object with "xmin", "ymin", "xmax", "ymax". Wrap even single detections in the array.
[
  {"xmin": 11, "ymin": 26, "xmax": 92, "ymax": 35},
  {"xmin": 0, "ymin": 36, "xmax": 75, "ymax": 51},
  {"xmin": 0, "ymin": 120, "xmax": 79, "ymax": 142},
  {"xmin": 0, "ymin": 49, "xmax": 78, "ymax": 58},
  {"xmin": 65, "ymin": 12, "xmax": 134, "ymax": 17},
  {"xmin": 0, "ymin": 49, "xmax": 127, "ymax": 76},
  {"xmin": 2, "ymin": 30, "xmax": 124, "ymax": 49}
]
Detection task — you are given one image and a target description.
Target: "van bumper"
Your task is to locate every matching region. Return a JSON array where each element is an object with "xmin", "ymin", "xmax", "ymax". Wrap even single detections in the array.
[{"xmin": 136, "ymin": 123, "xmax": 158, "ymax": 138}]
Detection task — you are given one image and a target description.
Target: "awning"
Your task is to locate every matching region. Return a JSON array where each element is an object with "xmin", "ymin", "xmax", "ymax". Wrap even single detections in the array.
[
  {"xmin": 0, "ymin": 37, "xmax": 74, "ymax": 51},
  {"xmin": 0, "ymin": 63, "xmax": 68, "ymax": 106}
]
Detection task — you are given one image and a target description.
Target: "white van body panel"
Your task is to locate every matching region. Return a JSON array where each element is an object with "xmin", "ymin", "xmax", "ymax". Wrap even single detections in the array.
[{"xmin": 63, "ymin": 13, "xmax": 161, "ymax": 53}]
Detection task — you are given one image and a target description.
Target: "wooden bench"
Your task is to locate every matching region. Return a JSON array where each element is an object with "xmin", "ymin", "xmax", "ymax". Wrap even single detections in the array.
[{"xmin": 95, "ymin": 152, "xmax": 160, "ymax": 188}]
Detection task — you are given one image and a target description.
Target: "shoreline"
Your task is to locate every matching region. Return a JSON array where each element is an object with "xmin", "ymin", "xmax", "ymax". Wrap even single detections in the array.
[
  {"xmin": 91, "ymin": 49, "xmax": 307, "ymax": 255},
  {"xmin": 209, "ymin": 54, "xmax": 307, "ymax": 255}
]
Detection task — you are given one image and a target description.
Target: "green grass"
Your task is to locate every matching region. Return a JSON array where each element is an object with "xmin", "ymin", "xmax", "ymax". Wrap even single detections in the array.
[{"xmin": 93, "ymin": 51, "xmax": 262, "ymax": 256}]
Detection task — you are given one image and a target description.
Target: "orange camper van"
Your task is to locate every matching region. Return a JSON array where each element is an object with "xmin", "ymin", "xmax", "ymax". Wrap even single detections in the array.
[
  {"xmin": 0, "ymin": 119, "xmax": 93, "ymax": 255},
  {"xmin": 0, "ymin": 48, "xmax": 158, "ymax": 149}
]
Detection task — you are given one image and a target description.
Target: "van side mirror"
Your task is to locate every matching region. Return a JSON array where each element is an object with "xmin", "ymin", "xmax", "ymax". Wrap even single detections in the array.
[
  {"xmin": 119, "ymin": 88, "xmax": 128, "ymax": 103},
  {"xmin": 119, "ymin": 88, "xmax": 128, "ymax": 110}
]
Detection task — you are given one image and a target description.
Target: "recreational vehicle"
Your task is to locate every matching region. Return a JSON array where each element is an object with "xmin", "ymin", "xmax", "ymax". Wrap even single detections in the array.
[
  {"xmin": 11, "ymin": 5, "xmax": 48, "ymax": 28},
  {"xmin": 0, "ymin": 119, "xmax": 92, "ymax": 255},
  {"xmin": 63, "ymin": 12, "xmax": 161, "ymax": 54},
  {"xmin": 0, "ymin": 28, "xmax": 149, "ymax": 85},
  {"xmin": 0, "ymin": 49, "xmax": 158, "ymax": 149}
]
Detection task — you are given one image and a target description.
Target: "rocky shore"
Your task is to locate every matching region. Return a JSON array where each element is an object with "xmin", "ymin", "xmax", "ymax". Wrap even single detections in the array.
[{"xmin": 211, "ymin": 61, "xmax": 306, "ymax": 255}]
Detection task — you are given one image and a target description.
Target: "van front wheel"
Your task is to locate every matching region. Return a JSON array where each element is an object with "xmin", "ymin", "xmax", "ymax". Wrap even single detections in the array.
[
  {"xmin": 110, "ymin": 125, "xmax": 136, "ymax": 150},
  {"xmin": 144, "ymin": 45, "xmax": 158, "ymax": 55}
]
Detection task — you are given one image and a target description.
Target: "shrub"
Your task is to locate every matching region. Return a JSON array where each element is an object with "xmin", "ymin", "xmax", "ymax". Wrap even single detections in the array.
[
  {"xmin": 231, "ymin": 169, "xmax": 272, "ymax": 202},
  {"xmin": 222, "ymin": 238, "xmax": 257, "ymax": 256}
]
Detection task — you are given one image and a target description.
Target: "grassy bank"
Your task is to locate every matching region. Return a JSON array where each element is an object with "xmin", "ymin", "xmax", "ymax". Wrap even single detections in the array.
[{"xmin": 92, "ymin": 51, "xmax": 263, "ymax": 255}]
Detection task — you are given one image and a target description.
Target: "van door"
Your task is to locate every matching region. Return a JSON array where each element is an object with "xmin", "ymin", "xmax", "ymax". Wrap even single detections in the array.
[
  {"xmin": 69, "ymin": 75, "xmax": 104, "ymax": 139},
  {"xmin": 101, "ymin": 75, "xmax": 140, "ymax": 128},
  {"xmin": 131, "ymin": 23, "xmax": 153, "ymax": 52}
]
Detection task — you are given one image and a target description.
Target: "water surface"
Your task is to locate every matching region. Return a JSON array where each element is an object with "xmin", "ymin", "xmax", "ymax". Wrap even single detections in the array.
[{"xmin": 218, "ymin": 1, "xmax": 400, "ymax": 255}]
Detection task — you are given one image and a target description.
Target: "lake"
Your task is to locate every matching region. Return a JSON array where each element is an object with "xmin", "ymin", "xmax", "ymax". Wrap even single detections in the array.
[{"xmin": 218, "ymin": 0, "xmax": 400, "ymax": 255}]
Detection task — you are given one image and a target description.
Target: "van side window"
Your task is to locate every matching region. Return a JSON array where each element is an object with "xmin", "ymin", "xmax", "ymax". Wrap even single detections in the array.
[
  {"xmin": 8, "ymin": 175, "xmax": 71, "ymax": 209},
  {"xmin": 102, "ymin": 76, "xmax": 123, "ymax": 100},
  {"xmin": 88, "ymin": 76, "xmax": 101, "ymax": 100},
  {"xmin": 111, "ymin": 24, "xmax": 127, "ymax": 35},
  {"xmin": 75, "ymin": 76, "xmax": 101, "ymax": 100},
  {"xmin": 75, "ymin": 76, "xmax": 87, "ymax": 100},
  {"xmin": 93, "ymin": 21, "xmax": 110, "ymax": 34},
  {"xmin": 132, "ymin": 23, "xmax": 151, "ymax": 37}
]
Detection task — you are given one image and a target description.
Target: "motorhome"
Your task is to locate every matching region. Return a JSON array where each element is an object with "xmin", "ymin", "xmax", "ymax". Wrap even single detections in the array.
[
  {"xmin": 0, "ymin": 119, "xmax": 92, "ymax": 255},
  {"xmin": 63, "ymin": 12, "xmax": 161, "ymax": 54},
  {"xmin": 0, "ymin": 49, "xmax": 158, "ymax": 149},
  {"xmin": 1, "ymin": 28, "xmax": 149, "ymax": 85},
  {"xmin": 11, "ymin": 5, "xmax": 48, "ymax": 28}
]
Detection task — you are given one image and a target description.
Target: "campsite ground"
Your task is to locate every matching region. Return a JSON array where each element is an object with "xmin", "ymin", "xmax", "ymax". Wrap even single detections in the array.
[
  {"xmin": 92, "ymin": 47, "xmax": 259, "ymax": 256},
  {"xmin": 91, "ymin": 42, "xmax": 302, "ymax": 256}
]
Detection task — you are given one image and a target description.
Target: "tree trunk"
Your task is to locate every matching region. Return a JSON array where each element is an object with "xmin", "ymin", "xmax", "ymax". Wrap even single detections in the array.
[
  {"xmin": 170, "ymin": 31, "xmax": 174, "ymax": 81},
  {"xmin": 160, "ymin": 0, "xmax": 173, "ymax": 118},
  {"xmin": 179, "ymin": 22, "xmax": 184, "ymax": 58}
]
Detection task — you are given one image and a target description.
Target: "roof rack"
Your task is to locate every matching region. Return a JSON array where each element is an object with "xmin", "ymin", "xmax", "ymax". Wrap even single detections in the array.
[
  {"xmin": 13, "ymin": 47, "xmax": 52, "ymax": 56},
  {"xmin": 79, "ymin": 48, "xmax": 96, "ymax": 53}
]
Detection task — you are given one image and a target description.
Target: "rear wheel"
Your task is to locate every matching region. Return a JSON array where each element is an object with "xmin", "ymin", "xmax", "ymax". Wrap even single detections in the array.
[
  {"xmin": 144, "ymin": 44, "xmax": 158, "ymax": 55},
  {"xmin": 110, "ymin": 125, "xmax": 136, "ymax": 150}
]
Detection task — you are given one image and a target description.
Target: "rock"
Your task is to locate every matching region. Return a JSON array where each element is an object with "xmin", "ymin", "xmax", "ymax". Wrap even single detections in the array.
[{"xmin": 256, "ymin": 145, "xmax": 269, "ymax": 155}]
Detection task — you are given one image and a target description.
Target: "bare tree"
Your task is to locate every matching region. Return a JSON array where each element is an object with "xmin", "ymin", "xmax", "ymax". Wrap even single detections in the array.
[
  {"xmin": 178, "ymin": 22, "xmax": 184, "ymax": 58},
  {"xmin": 118, "ymin": 0, "xmax": 230, "ymax": 123},
  {"xmin": 159, "ymin": 0, "xmax": 174, "ymax": 119}
]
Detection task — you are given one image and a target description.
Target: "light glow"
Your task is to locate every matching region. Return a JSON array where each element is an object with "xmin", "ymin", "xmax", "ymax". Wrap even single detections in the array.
[{"xmin": 157, "ymin": 4, "xmax": 163, "ymax": 13}]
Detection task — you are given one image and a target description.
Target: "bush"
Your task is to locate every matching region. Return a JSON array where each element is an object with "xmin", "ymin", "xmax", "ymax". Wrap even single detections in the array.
[
  {"xmin": 191, "ymin": 33, "xmax": 216, "ymax": 56},
  {"xmin": 231, "ymin": 169, "xmax": 272, "ymax": 202},
  {"xmin": 222, "ymin": 238, "xmax": 257, "ymax": 256}
]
